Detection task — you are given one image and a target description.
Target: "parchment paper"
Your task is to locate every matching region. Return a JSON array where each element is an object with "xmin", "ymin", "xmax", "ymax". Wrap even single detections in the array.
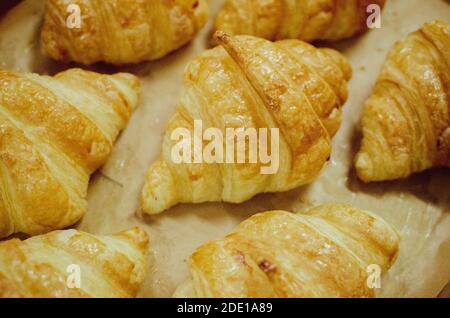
[{"xmin": 0, "ymin": 0, "xmax": 449, "ymax": 298}]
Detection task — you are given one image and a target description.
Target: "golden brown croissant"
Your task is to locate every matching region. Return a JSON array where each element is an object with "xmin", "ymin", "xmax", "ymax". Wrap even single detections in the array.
[
  {"xmin": 141, "ymin": 32, "xmax": 351, "ymax": 215},
  {"xmin": 0, "ymin": 227, "xmax": 149, "ymax": 298},
  {"xmin": 174, "ymin": 204, "xmax": 400, "ymax": 298},
  {"xmin": 214, "ymin": 0, "xmax": 386, "ymax": 43},
  {"xmin": 0, "ymin": 68, "xmax": 140, "ymax": 238},
  {"xmin": 41, "ymin": 0, "xmax": 209, "ymax": 65},
  {"xmin": 355, "ymin": 20, "xmax": 450, "ymax": 182}
]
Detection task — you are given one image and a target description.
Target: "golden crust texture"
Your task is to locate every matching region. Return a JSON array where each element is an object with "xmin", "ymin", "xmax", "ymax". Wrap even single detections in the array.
[
  {"xmin": 40, "ymin": 0, "xmax": 209, "ymax": 65},
  {"xmin": 173, "ymin": 204, "xmax": 400, "ymax": 298},
  {"xmin": 214, "ymin": 0, "xmax": 386, "ymax": 43},
  {"xmin": 0, "ymin": 69, "xmax": 140, "ymax": 238},
  {"xmin": 0, "ymin": 227, "xmax": 149, "ymax": 298},
  {"xmin": 355, "ymin": 20, "xmax": 450, "ymax": 182},
  {"xmin": 141, "ymin": 32, "xmax": 352, "ymax": 215}
]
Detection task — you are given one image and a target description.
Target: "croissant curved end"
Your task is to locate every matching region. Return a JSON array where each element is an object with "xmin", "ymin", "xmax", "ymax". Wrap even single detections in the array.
[
  {"xmin": 141, "ymin": 159, "xmax": 180, "ymax": 215},
  {"xmin": 115, "ymin": 227, "xmax": 150, "ymax": 252},
  {"xmin": 354, "ymin": 151, "xmax": 374, "ymax": 183},
  {"xmin": 112, "ymin": 73, "xmax": 142, "ymax": 110}
]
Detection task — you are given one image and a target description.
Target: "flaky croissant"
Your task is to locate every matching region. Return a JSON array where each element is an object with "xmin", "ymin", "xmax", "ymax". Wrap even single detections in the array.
[
  {"xmin": 0, "ymin": 68, "xmax": 140, "ymax": 238},
  {"xmin": 174, "ymin": 204, "xmax": 399, "ymax": 298},
  {"xmin": 355, "ymin": 20, "xmax": 450, "ymax": 182},
  {"xmin": 214, "ymin": 0, "xmax": 385, "ymax": 43},
  {"xmin": 0, "ymin": 227, "xmax": 149, "ymax": 298},
  {"xmin": 41, "ymin": 0, "xmax": 209, "ymax": 65},
  {"xmin": 141, "ymin": 32, "xmax": 351, "ymax": 215}
]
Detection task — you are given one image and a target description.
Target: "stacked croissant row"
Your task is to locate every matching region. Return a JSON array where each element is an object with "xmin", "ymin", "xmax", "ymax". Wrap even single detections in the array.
[{"xmin": 0, "ymin": 0, "xmax": 448, "ymax": 298}]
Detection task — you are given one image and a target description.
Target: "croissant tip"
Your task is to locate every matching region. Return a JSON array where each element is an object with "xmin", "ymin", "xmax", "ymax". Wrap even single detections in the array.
[{"xmin": 214, "ymin": 30, "xmax": 231, "ymax": 44}]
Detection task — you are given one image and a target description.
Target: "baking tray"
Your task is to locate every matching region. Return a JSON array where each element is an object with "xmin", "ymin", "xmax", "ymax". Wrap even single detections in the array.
[{"xmin": 0, "ymin": 0, "xmax": 449, "ymax": 297}]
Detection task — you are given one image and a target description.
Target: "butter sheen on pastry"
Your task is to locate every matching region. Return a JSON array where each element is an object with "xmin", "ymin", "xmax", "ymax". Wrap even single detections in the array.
[
  {"xmin": 214, "ymin": 0, "xmax": 386, "ymax": 43},
  {"xmin": 355, "ymin": 20, "xmax": 450, "ymax": 182},
  {"xmin": 0, "ymin": 68, "xmax": 140, "ymax": 238},
  {"xmin": 141, "ymin": 32, "xmax": 352, "ymax": 215},
  {"xmin": 41, "ymin": 0, "xmax": 209, "ymax": 65},
  {"xmin": 174, "ymin": 204, "xmax": 400, "ymax": 298},
  {"xmin": 0, "ymin": 227, "xmax": 149, "ymax": 298}
]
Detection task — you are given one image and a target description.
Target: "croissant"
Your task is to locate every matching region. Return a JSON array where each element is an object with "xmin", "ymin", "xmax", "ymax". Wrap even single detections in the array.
[
  {"xmin": 0, "ymin": 68, "xmax": 140, "ymax": 238},
  {"xmin": 174, "ymin": 204, "xmax": 400, "ymax": 298},
  {"xmin": 355, "ymin": 20, "xmax": 450, "ymax": 182},
  {"xmin": 41, "ymin": 0, "xmax": 209, "ymax": 65},
  {"xmin": 214, "ymin": 0, "xmax": 386, "ymax": 43},
  {"xmin": 141, "ymin": 32, "xmax": 351, "ymax": 215},
  {"xmin": 0, "ymin": 227, "xmax": 149, "ymax": 298}
]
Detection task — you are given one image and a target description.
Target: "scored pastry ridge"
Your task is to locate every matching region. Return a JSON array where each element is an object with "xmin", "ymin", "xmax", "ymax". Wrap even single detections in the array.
[{"xmin": 141, "ymin": 32, "xmax": 352, "ymax": 215}]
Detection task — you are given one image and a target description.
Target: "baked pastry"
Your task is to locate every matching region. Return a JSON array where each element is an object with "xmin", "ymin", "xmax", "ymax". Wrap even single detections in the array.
[
  {"xmin": 141, "ymin": 32, "xmax": 351, "ymax": 214},
  {"xmin": 355, "ymin": 20, "xmax": 450, "ymax": 182},
  {"xmin": 0, "ymin": 227, "xmax": 149, "ymax": 298},
  {"xmin": 174, "ymin": 204, "xmax": 400, "ymax": 298},
  {"xmin": 0, "ymin": 68, "xmax": 140, "ymax": 238},
  {"xmin": 41, "ymin": 0, "xmax": 209, "ymax": 65},
  {"xmin": 214, "ymin": 0, "xmax": 386, "ymax": 43}
]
